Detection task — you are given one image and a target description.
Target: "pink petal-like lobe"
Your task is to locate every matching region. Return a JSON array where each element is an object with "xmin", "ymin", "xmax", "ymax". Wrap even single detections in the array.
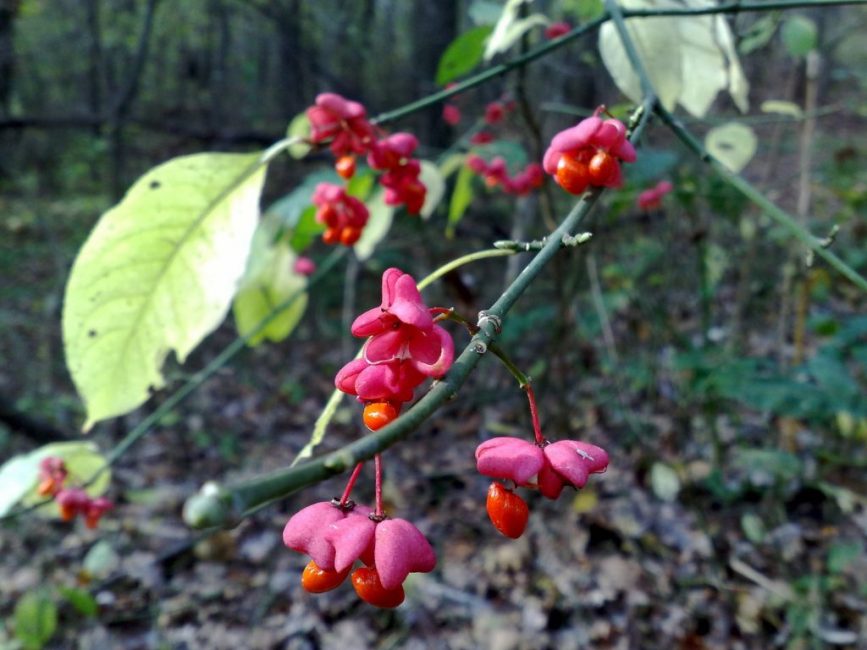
[
  {"xmin": 543, "ymin": 440, "xmax": 609, "ymax": 489},
  {"xmin": 324, "ymin": 512, "xmax": 376, "ymax": 572},
  {"xmin": 282, "ymin": 502, "xmax": 345, "ymax": 570},
  {"xmin": 408, "ymin": 326, "xmax": 454, "ymax": 377},
  {"xmin": 374, "ymin": 518, "xmax": 437, "ymax": 590},
  {"xmin": 475, "ymin": 437, "xmax": 545, "ymax": 484}
]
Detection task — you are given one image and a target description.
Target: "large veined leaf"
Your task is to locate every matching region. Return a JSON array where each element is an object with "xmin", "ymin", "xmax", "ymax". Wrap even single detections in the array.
[
  {"xmin": 63, "ymin": 152, "xmax": 267, "ymax": 430},
  {"xmin": 599, "ymin": 0, "xmax": 749, "ymax": 117},
  {"xmin": 0, "ymin": 441, "xmax": 111, "ymax": 516},
  {"xmin": 233, "ymin": 220, "xmax": 308, "ymax": 346}
]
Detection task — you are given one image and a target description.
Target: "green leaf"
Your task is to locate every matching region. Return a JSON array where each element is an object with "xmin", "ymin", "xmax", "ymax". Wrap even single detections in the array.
[
  {"xmin": 598, "ymin": 0, "xmax": 748, "ymax": 117},
  {"xmin": 436, "ymin": 26, "xmax": 493, "ymax": 85},
  {"xmin": 285, "ymin": 112, "xmax": 312, "ymax": 159},
  {"xmin": 827, "ymin": 541, "xmax": 862, "ymax": 574},
  {"xmin": 484, "ymin": 0, "xmax": 548, "ymax": 61},
  {"xmin": 650, "ymin": 462, "xmax": 680, "ymax": 502},
  {"xmin": 419, "ymin": 161, "xmax": 446, "ymax": 220},
  {"xmin": 14, "ymin": 591, "xmax": 57, "ymax": 650},
  {"xmin": 439, "ymin": 153, "xmax": 467, "ymax": 179},
  {"xmin": 233, "ymin": 221, "xmax": 308, "ymax": 346},
  {"xmin": 354, "ymin": 189, "xmax": 395, "ymax": 261},
  {"xmin": 288, "ymin": 205, "xmax": 324, "ymax": 253},
  {"xmin": 705, "ymin": 122, "xmax": 757, "ymax": 173},
  {"xmin": 739, "ymin": 14, "xmax": 779, "ymax": 55},
  {"xmin": 741, "ymin": 512, "xmax": 766, "ymax": 543},
  {"xmin": 0, "ymin": 442, "xmax": 111, "ymax": 517},
  {"xmin": 446, "ymin": 164, "xmax": 475, "ymax": 238},
  {"xmin": 345, "ymin": 170, "xmax": 376, "ymax": 202},
  {"xmin": 63, "ymin": 152, "xmax": 267, "ymax": 430},
  {"xmin": 58, "ymin": 587, "xmax": 98, "ymax": 618},
  {"xmin": 781, "ymin": 15, "xmax": 817, "ymax": 57}
]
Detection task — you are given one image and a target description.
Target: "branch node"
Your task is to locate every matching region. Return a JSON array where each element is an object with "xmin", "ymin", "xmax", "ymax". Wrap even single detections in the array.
[
  {"xmin": 477, "ymin": 310, "xmax": 503, "ymax": 334},
  {"xmin": 472, "ymin": 340, "xmax": 488, "ymax": 355}
]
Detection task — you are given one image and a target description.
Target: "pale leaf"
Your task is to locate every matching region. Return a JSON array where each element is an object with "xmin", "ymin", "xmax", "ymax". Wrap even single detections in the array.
[
  {"xmin": 705, "ymin": 122, "xmax": 757, "ymax": 173},
  {"xmin": 63, "ymin": 152, "xmax": 266, "ymax": 430},
  {"xmin": 354, "ymin": 189, "xmax": 395, "ymax": 261}
]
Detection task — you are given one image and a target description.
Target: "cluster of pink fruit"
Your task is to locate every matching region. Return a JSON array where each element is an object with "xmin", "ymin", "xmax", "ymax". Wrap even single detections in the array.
[
  {"xmin": 304, "ymin": 94, "xmax": 429, "ymax": 246},
  {"xmin": 36, "ymin": 457, "xmax": 113, "ymax": 529}
]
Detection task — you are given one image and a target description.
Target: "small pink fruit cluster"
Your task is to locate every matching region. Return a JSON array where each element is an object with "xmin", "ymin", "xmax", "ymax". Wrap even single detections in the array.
[
  {"xmin": 477, "ymin": 437, "xmax": 609, "ymax": 539},
  {"xmin": 466, "ymin": 154, "xmax": 544, "ymax": 197},
  {"xmin": 305, "ymin": 93, "xmax": 428, "ymax": 247},
  {"xmin": 36, "ymin": 457, "xmax": 113, "ymax": 529},
  {"xmin": 544, "ymin": 21, "xmax": 571, "ymax": 40},
  {"xmin": 335, "ymin": 268, "xmax": 454, "ymax": 416},
  {"xmin": 283, "ymin": 499, "xmax": 435, "ymax": 608},
  {"xmin": 543, "ymin": 106, "xmax": 637, "ymax": 195},
  {"xmin": 442, "ymin": 96, "xmax": 513, "ymax": 133},
  {"xmin": 637, "ymin": 180, "xmax": 674, "ymax": 210}
]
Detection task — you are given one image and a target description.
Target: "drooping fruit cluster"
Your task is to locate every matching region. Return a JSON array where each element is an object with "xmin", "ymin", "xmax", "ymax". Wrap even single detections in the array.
[
  {"xmin": 36, "ymin": 457, "xmax": 113, "ymax": 529},
  {"xmin": 475, "ymin": 386, "xmax": 609, "ymax": 540},
  {"xmin": 335, "ymin": 267, "xmax": 454, "ymax": 431},
  {"xmin": 543, "ymin": 106, "xmax": 637, "ymax": 195},
  {"xmin": 304, "ymin": 93, "xmax": 428, "ymax": 246},
  {"xmin": 637, "ymin": 180, "xmax": 674, "ymax": 210},
  {"xmin": 283, "ymin": 498, "xmax": 436, "ymax": 608},
  {"xmin": 311, "ymin": 183, "xmax": 369, "ymax": 247},
  {"xmin": 466, "ymin": 154, "xmax": 544, "ymax": 197}
]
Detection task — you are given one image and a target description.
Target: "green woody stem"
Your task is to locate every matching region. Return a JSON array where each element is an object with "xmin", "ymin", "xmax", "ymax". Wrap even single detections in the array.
[
  {"xmin": 603, "ymin": 0, "xmax": 867, "ymax": 294},
  {"xmin": 182, "ymin": 98, "xmax": 656, "ymax": 529}
]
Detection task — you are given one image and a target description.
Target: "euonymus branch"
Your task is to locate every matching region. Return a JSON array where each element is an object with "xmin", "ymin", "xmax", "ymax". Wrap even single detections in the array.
[{"xmin": 181, "ymin": 99, "xmax": 656, "ymax": 529}]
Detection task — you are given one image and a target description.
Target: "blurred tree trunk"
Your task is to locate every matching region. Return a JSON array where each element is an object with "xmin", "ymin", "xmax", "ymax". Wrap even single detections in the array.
[
  {"xmin": 85, "ymin": 0, "xmax": 103, "ymax": 126},
  {"xmin": 410, "ymin": 0, "xmax": 458, "ymax": 147},
  {"xmin": 108, "ymin": 0, "xmax": 160, "ymax": 198},
  {"xmin": 0, "ymin": 0, "xmax": 20, "ymax": 116}
]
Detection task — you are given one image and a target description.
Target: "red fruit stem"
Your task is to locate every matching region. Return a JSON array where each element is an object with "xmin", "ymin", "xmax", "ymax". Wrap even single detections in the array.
[
  {"xmin": 374, "ymin": 454, "xmax": 383, "ymax": 518},
  {"xmin": 339, "ymin": 461, "xmax": 365, "ymax": 507},
  {"xmin": 525, "ymin": 384, "xmax": 545, "ymax": 445}
]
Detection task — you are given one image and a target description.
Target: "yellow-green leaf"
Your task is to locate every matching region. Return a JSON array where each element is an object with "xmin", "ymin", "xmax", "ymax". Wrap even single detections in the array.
[
  {"xmin": 233, "ymin": 223, "xmax": 307, "ymax": 346},
  {"xmin": 286, "ymin": 113, "xmax": 312, "ymax": 159},
  {"xmin": 446, "ymin": 163, "xmax": 475, "ymax": 239},
  {"xmin": 63, "ymin": 152, "xmax": 267, "ymax": 430},
  {"xmin": 419, "ymin": 160, "xmax": 446, "ymax": 220},
  {"xmin": 436, "ymin": 25, "xmax": 493, "ymax": 85},
  {"xmin": 705, "ymin": 122, "xmax": 757, "ymax": 173},
  {"xmin": 354, "ymin": 189, "xmax": 395, "ymax": 261},
  {"xmin": 14, "ymin": 590, "xmax": 57, "ymax": 650}
]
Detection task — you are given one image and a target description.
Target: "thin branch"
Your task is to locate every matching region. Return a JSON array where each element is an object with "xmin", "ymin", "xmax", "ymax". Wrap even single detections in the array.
[
  {"xmin": 603, "ymin": 0, "xmax": 867, "ymax": 294},
  {"xmin": 181, "ymin": 99, "xmax": 656, "ymax": 529}
]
